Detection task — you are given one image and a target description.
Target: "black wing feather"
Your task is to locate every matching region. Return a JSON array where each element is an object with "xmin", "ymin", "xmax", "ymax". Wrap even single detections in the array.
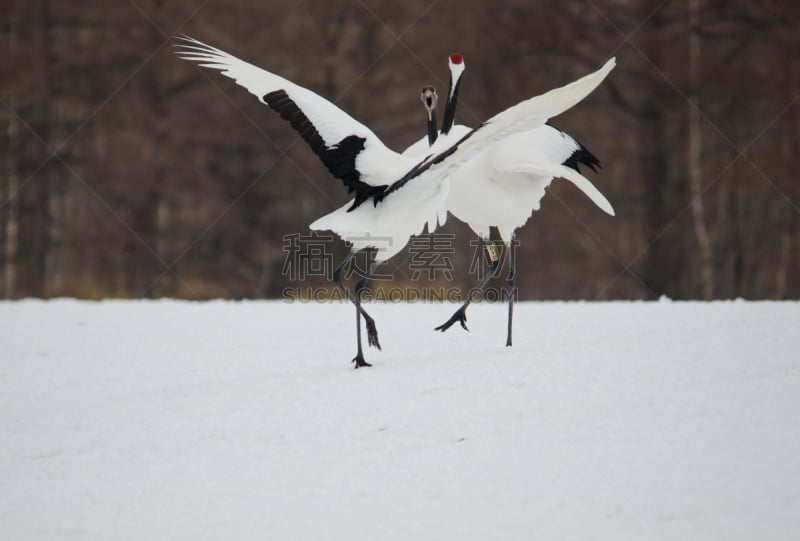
[
  {"xmin": 373, "ymin": 126, "xmax": 478, "ymax": 205},
  {"xmin": 563, "ymin": 142, "xmax": 601, "ymax": 173},
  {"xmin": 545, "ymin": 123, "xmax": 601, "ymax": 173},
  {"xmin": 262, "ymin": 90, "xmax": 387, "ymax": 210}
]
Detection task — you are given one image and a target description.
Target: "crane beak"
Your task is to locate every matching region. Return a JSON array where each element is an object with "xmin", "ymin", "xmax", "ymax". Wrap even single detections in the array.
[
  {"xmin": 425, "ymin": 96, "xmax": 434, "ymax": 120},
  {"xmin": 420, "ymin": 86, "xmax": 438, "ymax": 120}
]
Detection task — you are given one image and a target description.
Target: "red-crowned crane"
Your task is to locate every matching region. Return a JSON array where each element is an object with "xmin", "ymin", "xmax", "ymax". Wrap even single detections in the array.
[
  {"xmin": 410, "ymin": 54, "xmax": 615, "ymax": 347},
  {"xmin": 176, "ymin": 36, "xmax": 615, "ymax": 366}
]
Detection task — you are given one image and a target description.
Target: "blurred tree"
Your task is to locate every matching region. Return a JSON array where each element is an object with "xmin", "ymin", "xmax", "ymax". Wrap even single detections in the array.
[{"xmin": 0, "ymin": 0, "xmax": 797, "ymax": 300}]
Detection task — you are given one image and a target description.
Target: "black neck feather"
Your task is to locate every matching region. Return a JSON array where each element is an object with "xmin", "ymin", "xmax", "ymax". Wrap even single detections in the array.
[
  {"xmin": 426, "ymin": 110, "xmax": 438, "ymax": 146},
  {"xmin": 441, "ymin": 76, "xmax": 461, "ymax": 135}
]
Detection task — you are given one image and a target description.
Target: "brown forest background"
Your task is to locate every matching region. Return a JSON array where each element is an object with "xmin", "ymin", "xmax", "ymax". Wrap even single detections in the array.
[{"xmin": 1, "ymin": 0, "xmax": 799, "ymax": 300}]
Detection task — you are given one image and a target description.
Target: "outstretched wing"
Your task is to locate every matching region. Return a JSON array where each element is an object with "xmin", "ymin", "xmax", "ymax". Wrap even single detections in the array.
[
  {"xmin": 501, "ymin": 161, "xmax": 615, "ymax": 216},
  {"xmin": 176, "ymin": 36, "xmax": 414, "ymax": 209},
  {"xmin": 377, "ymin": 58, "xmax": 617, "ymax": 202},
  {"xmin": 485, "ymin": 124, "xmax": 613, "ymax": 215}
]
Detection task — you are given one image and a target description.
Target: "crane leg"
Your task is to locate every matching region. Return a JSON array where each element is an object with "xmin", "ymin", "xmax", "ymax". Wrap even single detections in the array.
[
  {"xmin": 505, "ymin": 238, "xmax": 517, "ymax": 347},
  {"xmin": 435, "ymin": 238, "xmax": 501, "ymax": 333},
  {"xmin": 351, "ymin": 260, "xmax": 379, "ymax": 368},
  {"xmin": 333, "ymin": 253, "xmax": 381, "ymax": 353}
]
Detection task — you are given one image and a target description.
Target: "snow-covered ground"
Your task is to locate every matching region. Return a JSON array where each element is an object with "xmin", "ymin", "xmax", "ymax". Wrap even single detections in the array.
[{"xmin": 1, "ymin": 299, "xmax": 799, "ymax": 540}]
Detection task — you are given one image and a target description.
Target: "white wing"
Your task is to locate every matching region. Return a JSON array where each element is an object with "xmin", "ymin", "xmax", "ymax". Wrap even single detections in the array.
[
  {"xmin": 381, "ymin": 58, "xmax": 616, "ymax": 200},
  {"xmin": 431, "ymin": 59, "xmax": 616, "ymax": 178},
  {"xmin": 401, "ymin": 125, "xmax": 471, "ymax": 231},
  {"xmin": 176, "ymin": 36, "xmax": 414, "ymax": 191},
  {"xmin": 499, "ymin": 162, "xmax": 614, "ymax": 216},
  {"xmin": 402, "ymin": 136, "xmax": 432, "ymax": 158},
  {"xmin": 402, "ymin": 124, "xmax": 473, "ymax": 157},
  {"xmin": 487, "ymin": 126, "xmax": 614, "ymax": 215}
]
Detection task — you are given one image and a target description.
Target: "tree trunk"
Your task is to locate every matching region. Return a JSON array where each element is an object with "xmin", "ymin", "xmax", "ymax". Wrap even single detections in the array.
[
  {"xmin": 688, "ymin": 0, "xmax": 714, "ymax": 299},
  {"xmin": 18, "ymin": 0, "xmax": 51, "ymax": 297},
  {"xmin": 3, "ymin": 1, "xmax": 20, "ymax": 298},
  {"xmin": 779, "ymin": 41, "xmax": 800, "ymax": 299},
  {"xmin": 640, "ymin": 9, "xmax": 673, "ymax": 297}
]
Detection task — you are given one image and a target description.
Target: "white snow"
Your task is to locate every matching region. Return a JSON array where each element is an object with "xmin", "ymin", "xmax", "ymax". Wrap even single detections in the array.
[{"xmin": 1, "ymin": 299, "xmax": 799, "ymax": 540}]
